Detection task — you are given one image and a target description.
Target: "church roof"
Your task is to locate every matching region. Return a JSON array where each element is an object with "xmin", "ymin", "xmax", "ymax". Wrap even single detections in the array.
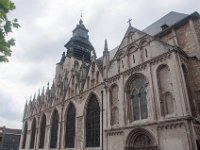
[
  {"xmin": 143, "ymin": 11, "xmax": 188, "ymax": 36},
  {"xmin": 106, "ymin": 11, "xmax": 199, "ymax": 60},
  {"xmin": 109, "ymin": 46, "xmax": 119, "ymax": 60},
  {"xmin": 0, "ymin": 126, "xmax": 21, "ymax": 135}
]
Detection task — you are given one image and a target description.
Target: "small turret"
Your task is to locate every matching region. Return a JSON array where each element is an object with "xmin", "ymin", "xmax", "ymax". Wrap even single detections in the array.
[
  {"xmin": 103, "ymin": 39, "xmax": 108, "ymax": 55},
  {"xmin": 59, "ymin": 52, "xmax": 66, "ymax": 64},
  {"xmin": 103, "ymin": 39, "xmax": 110, "ymax": 79}
]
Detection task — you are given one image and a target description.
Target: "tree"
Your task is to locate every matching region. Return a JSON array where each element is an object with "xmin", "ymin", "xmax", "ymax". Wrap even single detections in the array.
[{"xmin": 0, "ymin": 0, "xmax": 20, "ymax": 62}]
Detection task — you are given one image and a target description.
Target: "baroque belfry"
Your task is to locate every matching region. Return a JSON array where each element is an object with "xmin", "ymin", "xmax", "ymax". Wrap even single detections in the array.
[{"xmin": 20, "ymin": 11, "xmax": 200, "ymax": 150}]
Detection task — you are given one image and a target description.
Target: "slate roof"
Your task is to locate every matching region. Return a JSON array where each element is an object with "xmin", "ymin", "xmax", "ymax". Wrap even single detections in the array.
[
  {"xmin": 109, "ymin": 46, "xmax": 119, "ymax": 60},
  {"xmin": 143, "ymin": 11, "xmax": 188, "ymax": 36},
  {"xmin": 0, "ymin": 126, "xmax": 21, "ymax": 135}
]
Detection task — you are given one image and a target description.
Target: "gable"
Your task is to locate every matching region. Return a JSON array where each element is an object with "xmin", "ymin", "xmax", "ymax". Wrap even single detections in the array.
[{"xmin": 82, "ymin": 60, "xmax": 103, "ymax": 91}]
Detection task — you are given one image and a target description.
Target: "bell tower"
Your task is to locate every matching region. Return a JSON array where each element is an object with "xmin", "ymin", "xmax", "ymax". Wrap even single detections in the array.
[{"xmin": 64, "ymin": 19, "xmax": 94, "ymax": 63}]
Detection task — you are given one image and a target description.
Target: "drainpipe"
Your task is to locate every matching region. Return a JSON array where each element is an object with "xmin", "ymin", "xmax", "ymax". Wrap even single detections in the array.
[{"xmin": 101, "ymin": 90, "xmax": 104, "ymax": 150}]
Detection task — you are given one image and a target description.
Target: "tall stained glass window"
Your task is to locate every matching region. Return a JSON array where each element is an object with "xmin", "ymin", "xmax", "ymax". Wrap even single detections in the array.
[
  {"xmin": 50, "ymin": 110, "xmax": 59, "ymax": 148},
  {"xmin": 86, "ymin": 95, "xmax": 100, "ymax": 147},
  {"xmin": 39, "ymin": 114, "xmax": 46, "ymax": 148},
  {"xmin": 65, "ymin": 104, "xmax": 76, "ymax": 148},
  {"xmin": 129, "ymin": 76, "xmax": 148, "ymax": 121},
  {"xmin": 30, "ymin": 118, "xmax": 36, "ymax": 148}
]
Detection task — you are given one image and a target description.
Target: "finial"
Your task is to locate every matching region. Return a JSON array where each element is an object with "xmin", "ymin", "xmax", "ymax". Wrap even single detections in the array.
[
  {"xmin": 42, "ymin": 86, "xmax": 45, "ymax": 95},
  {"xmin": 79, "ymin": 10, "xmax": 83, "ymax": 24},
  {"xmin": 33, "ymin": 92, "xmax": 36, "ymax": 100},
  {"xmin": 92, "ymin": 49, "xmax": 97, "ymax": 59},
  {"xmin": 81, "ymin": 10, "xmax": 83, "ymax": 19},
  {"xmin": 60, "ymin": 52, "xmax": 65, "ymax": 63},
  {"xmin": 104, "ymin": 39, "xmax": 108, "ymax": 52},
  {"xmin": 127, "ymin": 18, "xmax": 132, "ymax": 26}
]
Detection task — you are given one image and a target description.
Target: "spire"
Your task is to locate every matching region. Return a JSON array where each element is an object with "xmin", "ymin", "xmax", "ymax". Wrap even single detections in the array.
[
  {"xmin": 79, "ymin": 10, "xmax": 84, "ymax": 25},
  {"xmin": 37, "ymin": 89, "xmax": 40, "ymax": 100},
  {"xmin": 33, "ymin": 92, "xmax": 36, "ymax": 101},
  {"xmin": 59, "ymin": 52, "xmax": 65, "ymax": 64},
  {"xmin": 42, "ymin": 86, "xmax": 45, "ymax": 95},
  {"xmin": 104, "ymin": 39, "xmax": 108, "ymax": 52},
  {"xmin": 79, "ymin": 18, "xmax": 83, "ymax": 24},
  {"xmin": 46, "ymin": 82, "xmax": 49, "ymax": 92},
  {"xmin": 103, "ymin": 39, "xmax": 109, "ymax": 56}
]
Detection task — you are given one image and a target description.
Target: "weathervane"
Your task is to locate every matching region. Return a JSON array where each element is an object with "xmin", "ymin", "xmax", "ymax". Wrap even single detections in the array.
[{"xmin": 127, "ymin": 18, "xmax": 132, "ymax": 26}]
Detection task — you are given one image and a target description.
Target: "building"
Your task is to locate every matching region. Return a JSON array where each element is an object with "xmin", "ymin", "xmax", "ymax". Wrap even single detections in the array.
[
  {"xmin": 0, "ymin": 126, "xmax": 21, "ymax": 150},
  {"xmin": 19, "ymin": 11, "xmax": 200, "ymax": 150}
]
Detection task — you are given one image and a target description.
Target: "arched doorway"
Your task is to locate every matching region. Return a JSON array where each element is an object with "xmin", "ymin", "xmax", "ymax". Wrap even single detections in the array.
[{"xmin": 125, "ymin": 128, "xmax": 158, "ymax": 150}]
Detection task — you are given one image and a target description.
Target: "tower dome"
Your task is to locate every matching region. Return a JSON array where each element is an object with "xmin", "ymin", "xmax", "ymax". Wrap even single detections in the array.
[{"xmin": 64, "ymin": 19, "xmax": 94, "ymax": 63}]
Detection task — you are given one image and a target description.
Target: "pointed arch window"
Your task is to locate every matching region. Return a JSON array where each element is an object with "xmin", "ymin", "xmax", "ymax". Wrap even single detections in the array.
[
  {"xmin": 30, "ymin": 118, "xmax": 36, "ymax": 149},
  {"xmin": 140, "ymin": 88, "xmax": 148, "ymax": 119},
  {"xmin": 96, "ymin": 71, "xmax": 99, "ymax": 84},
  {"xmin": 110, "ymin": 84, "xmax": 119, "ymax": 125},
  {"xmin": 22, "ymin": 122, "xmax": 28, "ymax": 149},
  {"xmin": 157, "ymin": 64, "xmax": 174, "ymax": 116},
  {"xmin": 65, "ymin": 104, "xmax": 76, "ymax": 148},
  {"xmin": 39, "ymin": 114, "xmax": 46, "ymax": 148},
  {"xmin": 160, "ymin": 92, "xmax": 174, "ymax": 116},
  {"xmin": 128, "ymin": 75, "xmax": 148, "ymax": 121},
  {"xmin": 50, "ymin": 110, "xmax": 59, "ymax": 148},
  {"xmin": 86, "ymin": 95, "xmax": 100, "ymax": 147},
  {"xmin": 132, "ymin": 90, "xmax": 140, "ymax": 120}
]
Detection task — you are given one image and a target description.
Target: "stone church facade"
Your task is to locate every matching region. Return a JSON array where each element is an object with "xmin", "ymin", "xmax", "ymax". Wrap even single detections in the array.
[{"xmin": 19, "ymin": 11, "xmax": 200, "ymax": 150}]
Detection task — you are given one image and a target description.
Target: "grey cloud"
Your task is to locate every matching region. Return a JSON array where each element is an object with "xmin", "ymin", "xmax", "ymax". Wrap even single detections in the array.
[
  {"xmin": 2, "ymin": 0, "xmax": 200, "ymax": 129},
  {"xmin": 20, "ymin": 66, "xmax": 48, "ymax": 85},
  {"xmin": 0, "ymin": 91, "xmax": 22, "ymax": 122}
]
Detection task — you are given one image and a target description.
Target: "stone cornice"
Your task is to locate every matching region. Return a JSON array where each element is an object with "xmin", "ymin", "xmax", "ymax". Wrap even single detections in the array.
[
  {"xmin": 107, "ymin": 130, "xmax": 123, "ymax": 136},
  {"xmin": 104, "ymin": 115, "xmax": 194, "ymax": 132}
]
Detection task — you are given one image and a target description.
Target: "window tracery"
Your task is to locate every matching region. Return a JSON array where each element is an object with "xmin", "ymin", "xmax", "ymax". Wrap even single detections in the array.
[
  {"xmin": 110, "ymin": 84, "xmax": 119, "ymax": 125},
  {"xmin": 39, "ymin": 114, "xmax": 46, "ymax": 148},
  {"xmin": 157, "ymin": 65, "xmax": 174, "ymax": 116},
  {"xmin": 127, "ymin": 75, "xmax": 148, "ymax": 121},
  {"xmin": 50, "ymin": 110, "xmax": 59, "ymax": 148},
  {"xmin": 30, "ymin": 118, "xmax": 36, "ymax": 149},
  {"xmin": 86, "ymin": 95, "xmax": 100, "ymax": 147},
  {"xmin": 65, "ymin": 104, "xmax": 76, "ymax": 148}
]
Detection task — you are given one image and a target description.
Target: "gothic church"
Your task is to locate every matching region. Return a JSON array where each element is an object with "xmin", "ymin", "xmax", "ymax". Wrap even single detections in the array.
[{"xmin": 19, "ymin": 11, "xmax": 200, "ymax": 150}]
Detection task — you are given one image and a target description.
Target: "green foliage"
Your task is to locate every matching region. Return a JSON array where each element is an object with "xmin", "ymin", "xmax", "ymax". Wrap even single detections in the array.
[{"xmin": 0, "ymin": 0, "xmax": 20, "ymax": 62}]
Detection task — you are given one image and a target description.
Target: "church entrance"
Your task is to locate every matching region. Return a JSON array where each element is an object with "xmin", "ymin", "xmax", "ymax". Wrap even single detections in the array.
[{"xmin": 125, "ymin": 128, "xmax": 158, "ymax": 150}]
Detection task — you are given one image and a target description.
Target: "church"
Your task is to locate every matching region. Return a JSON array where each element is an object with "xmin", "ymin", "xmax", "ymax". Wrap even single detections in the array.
[{"xmin": 19, "ymin": 11, "xmax": 200, "ymax": 150}]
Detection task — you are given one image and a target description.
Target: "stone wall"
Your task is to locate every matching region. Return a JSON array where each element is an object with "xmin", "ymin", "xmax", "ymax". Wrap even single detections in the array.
[{"xmin": 160, "ymin": 19, "xmax": 200, "ymax": 58}]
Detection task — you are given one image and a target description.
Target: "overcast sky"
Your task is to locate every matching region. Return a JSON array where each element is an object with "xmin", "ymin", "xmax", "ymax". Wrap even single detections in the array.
[{"xmin": 0, "ymin": 0, "xmax": 200, "ymax": 129}]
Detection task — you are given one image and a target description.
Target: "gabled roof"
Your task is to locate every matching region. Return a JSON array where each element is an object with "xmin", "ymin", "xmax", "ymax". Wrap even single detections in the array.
[
  {"xmin": 143, "ymin": 11, "xmax": 188, "ymax": 36},
  {"xmin": 98, "ymin": 11, "xmax": 199, "ymax": 62}
]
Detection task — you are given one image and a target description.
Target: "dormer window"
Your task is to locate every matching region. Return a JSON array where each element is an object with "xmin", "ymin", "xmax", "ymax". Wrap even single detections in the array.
[{"xmin": 161, "ymin": 24, "xmax": 169, "ymax": 30}]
